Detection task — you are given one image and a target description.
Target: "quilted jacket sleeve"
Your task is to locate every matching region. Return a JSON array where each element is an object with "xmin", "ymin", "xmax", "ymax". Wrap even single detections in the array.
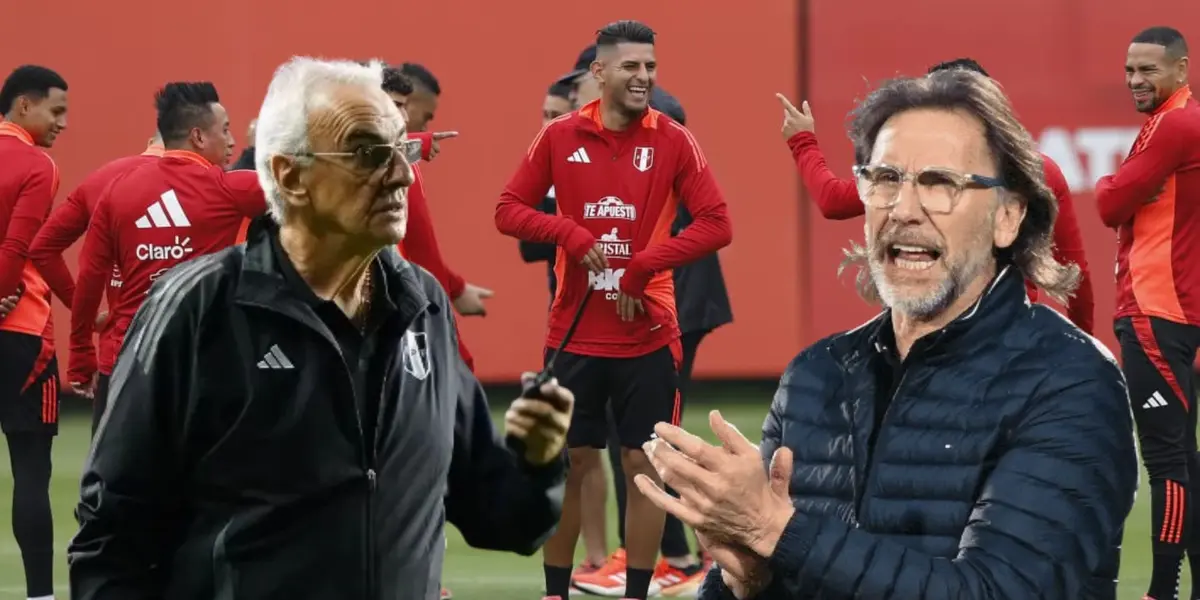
[{"xmin": 701, "ymin": 346, "xmax": 1138, "ymax": 600}]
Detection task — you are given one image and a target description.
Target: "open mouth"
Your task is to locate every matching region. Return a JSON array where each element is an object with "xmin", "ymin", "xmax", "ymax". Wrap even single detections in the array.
[
  {"xmin": 887, "ymin": 243, "xmax": 942, "ymax": 271},
  {"xmin": 628, "ymin": 84, "xmax": 648, "ymax": 100},
  {"xmin": 1132, "ymin": 89, "xmax": 1154, "ymax": 102}
]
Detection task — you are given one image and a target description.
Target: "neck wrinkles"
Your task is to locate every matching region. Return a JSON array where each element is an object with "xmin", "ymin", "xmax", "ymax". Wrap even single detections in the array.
[{"xmin": 278, "ymin": 223, "xmax": 378, "ymax": 306}]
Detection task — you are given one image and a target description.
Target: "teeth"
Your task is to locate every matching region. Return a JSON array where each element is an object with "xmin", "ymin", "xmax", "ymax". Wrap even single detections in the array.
[
  {"xmin": 893, "ymin": 244, "xmax": 931, "ymax": 252},
  {"xmin": 895, "ymin": 258, "xmax": 936, "ymax": 271}
]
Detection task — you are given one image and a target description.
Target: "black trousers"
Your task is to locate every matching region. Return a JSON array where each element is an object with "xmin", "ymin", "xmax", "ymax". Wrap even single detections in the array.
[{"xmin": 610, "ymin": 329, "xmax": 707, "ymax": 557}]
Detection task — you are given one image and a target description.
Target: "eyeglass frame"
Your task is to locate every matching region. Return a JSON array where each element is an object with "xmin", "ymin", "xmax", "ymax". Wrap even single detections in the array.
[
  {"xmin": 851, "ymin": 163, "xmax": 1007, "ymax": 214},
  {"xmin": 294, "ymin": 138, "xmax": 423, "ymax": 173}
]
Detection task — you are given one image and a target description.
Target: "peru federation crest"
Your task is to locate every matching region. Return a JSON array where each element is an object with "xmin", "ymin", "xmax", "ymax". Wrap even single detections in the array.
[{"xmin": 633, "ymin": 147, "xmax": 654, "ymax": 172}]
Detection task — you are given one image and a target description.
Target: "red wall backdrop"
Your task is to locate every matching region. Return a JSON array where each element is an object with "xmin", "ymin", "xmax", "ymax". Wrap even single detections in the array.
[{"xmin": 1, "ymin": 1, "xmax": 1195, "ymax": 382}]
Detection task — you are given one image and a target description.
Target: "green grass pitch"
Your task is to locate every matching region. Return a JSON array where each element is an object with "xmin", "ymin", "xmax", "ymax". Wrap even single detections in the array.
[{"xmin": 0, "ymin": 393, "xmax": 1185, "ymax": 598}]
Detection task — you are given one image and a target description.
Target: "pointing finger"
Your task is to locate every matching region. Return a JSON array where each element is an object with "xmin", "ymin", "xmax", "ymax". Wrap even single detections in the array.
[
  {"xmin": 432, "ymin": 131, "xmax": 460, "ymax": 140},
  {"xmin": 775, "ymin": 93, "xmax": 799, "ymax": 114}
]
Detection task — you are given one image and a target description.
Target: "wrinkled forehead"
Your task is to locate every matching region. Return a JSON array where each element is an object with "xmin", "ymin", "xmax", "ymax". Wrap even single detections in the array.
[
  {"xmin": 307, "ymin": 83, "xmax": 405, "ymax": 149},
  {"xmin": 871, "ymin": 107, "xmax": 994, "ymax": 173}
]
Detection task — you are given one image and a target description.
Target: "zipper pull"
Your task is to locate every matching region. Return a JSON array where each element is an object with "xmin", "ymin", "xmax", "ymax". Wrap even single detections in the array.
[{"xmin": 366, "ymin": 468, "xmax": 377, "ymax": 492}]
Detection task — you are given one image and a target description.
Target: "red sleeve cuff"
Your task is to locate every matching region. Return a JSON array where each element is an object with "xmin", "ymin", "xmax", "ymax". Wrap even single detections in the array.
[
  {"xmin": 412, "ymin": 132, "xmax": 434, "ymax": 161},
  {"xmin": 447, "ymin": 272, "xmax": 466, "ymax": 299}
]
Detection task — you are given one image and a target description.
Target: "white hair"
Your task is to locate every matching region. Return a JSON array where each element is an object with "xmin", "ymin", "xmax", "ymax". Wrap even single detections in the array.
[{"xmin": 254, "ymin": 56, "xmax": 386, "ymax": 222}]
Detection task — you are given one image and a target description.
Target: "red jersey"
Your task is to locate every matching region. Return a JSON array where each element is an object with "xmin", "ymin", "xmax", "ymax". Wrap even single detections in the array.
[
  {"xmin": 1096, "ymin": 85, "xmax": 1200, "ymax": 327},
  {"xmin": 30, "ymin": 144, "xmax": 164, "ymax": 306},
  {"xmin": 396, "ymin": 159, "xmax": 474, "ymax": 370},
  {"xmin": 787, "ymin": 131, "xmax": 1096, "ymax": 333},
  {"xmin": 68, "ymin": 151, "xmax": 266, "ymax": 382},
  {"xmin": 0, "ymin": 121, "xmax": 59, "ymax": 343},
  {"xmin": 496, "ymin": 100, "xmax": 733, "ymax": 358}
]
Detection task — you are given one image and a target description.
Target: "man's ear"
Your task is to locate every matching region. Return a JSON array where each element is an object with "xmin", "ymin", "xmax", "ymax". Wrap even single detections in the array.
[
  {"xmin": 270, "ymin": 154, "xmax": 310, "ymax": 210},
  {"xmin": 1176, "ymin": 56, "xmax": 1190, "ymax": 84},
  {"xmin": 993, "ymin": 192, "xmax": 1027, "ymax": 250},
  {"xmin": 590, "ymin": 59, "xmax": 604, "ymax": 84}
]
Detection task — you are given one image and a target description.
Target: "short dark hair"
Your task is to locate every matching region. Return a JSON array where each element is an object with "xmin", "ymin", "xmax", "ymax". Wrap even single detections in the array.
[
  {"xmin": 547, "ymin": 81, "xmax": 573, "ymax": 100},
  {"xmin": 400, "ymin": 63, "xmax": 440, "ymax": 95},
  {"xmin": 596, "ymin": 20, "xmax": 655, "ymax": 48},
  {"xmin": 1132, "ymin": 26, "xmax": 1189, "ymax": 60},
  {"xmin": 0, "ymin": 65, "xmax": 68, "ymax": 115},
  {"xmin": 382, "ymin": 67, "xmax": 414, "ymax": 96},
  {"xmin": 843, "ymin": 70, "xmax": 1079, "ymax": 304},
  {"xmin": 154, "ymin": 82, "xmax": 221, "ymax": 145},
  {"xmin": 927, "ymin": 58, "xmax": 990, "ymax": 78}
]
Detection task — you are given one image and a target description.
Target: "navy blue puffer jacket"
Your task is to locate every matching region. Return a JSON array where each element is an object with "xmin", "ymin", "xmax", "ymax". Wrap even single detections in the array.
[{"xmin": 700, "ymin": 267, "xmax": 1138, "ymax": 599}]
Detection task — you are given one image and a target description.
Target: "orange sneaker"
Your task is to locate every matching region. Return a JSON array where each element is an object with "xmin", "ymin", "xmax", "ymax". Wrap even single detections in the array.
[
  {"xmin": 654, "ymin": 558, "xmax": 707, "ymax": 597},
  {"xmin": 571, "ymin": 549, "xmax": 629, "ymax": 596},
  {"xmin": 440, "ymin": 587, "xmax": 452, "ymax": 599}
]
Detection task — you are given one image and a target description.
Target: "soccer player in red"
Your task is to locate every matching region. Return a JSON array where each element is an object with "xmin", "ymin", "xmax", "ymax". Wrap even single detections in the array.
[
  {"xmin": 780, "ymin": 58, "xmax": 1096, "ymax": 334},
  {"xmin": 1094, "ymin": 27, "xmax": 1200, "ymax": 600},
  {"xmin": 495, "ymin": 21, "xmax": 732, "ymax": 600},
  {"xmin": 0, "ymin": 64, "xmax": 69, "ymax": 600},
  {"xmin": 381, "ymin": 65, "xmax": 489, "ymax": 374},
  {"xmin": 70, "ymin": 82, "xmax": 265, "ymax": 433},
  {"xmin": 29, "ymin": 135, "xmax": 164, "ymax": 429}
]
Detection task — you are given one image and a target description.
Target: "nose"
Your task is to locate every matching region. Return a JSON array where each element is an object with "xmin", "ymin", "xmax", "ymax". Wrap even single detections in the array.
[
  {"xmin": 387, "ymin": 149, "xmax": 414, "ymax": 189},
  {"xmin": 1129, "ymin": 72, "xmax": 1146, "ymax": 88},
  {"xmin": 888, "ymin": 178, "xmax": 927, "ymax": 224}
]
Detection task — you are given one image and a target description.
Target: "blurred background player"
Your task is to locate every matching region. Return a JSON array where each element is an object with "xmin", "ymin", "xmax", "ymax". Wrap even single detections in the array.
[
  {"xmin": 28, "ymin": 134, "xmax": 164, "ymax": 432},
  {"xmin": 381, "ymin": 65, "xmax": 488, "ymax": 374},
  {"xmin": 778, "ymin": 56, "xmax": 1096, "ymax": 334},
  {"xmin": 0, "ymin": 63, "xmax": 69, "ymax": 600},
  {"xmin": 495, "ymin": 20, "xmax": 733, "ymax": 600},
  {"xmin": 1095, "ymin": 26, "xmax": 1200, "ymax": 600},
  {"xmin": 68, "ymin": 82, "xmax": 265, "ymax": 430}
]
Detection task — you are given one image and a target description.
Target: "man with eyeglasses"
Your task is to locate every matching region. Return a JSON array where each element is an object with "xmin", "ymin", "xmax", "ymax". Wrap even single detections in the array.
[
  {"xmin": 638, "ymin": 69, "xmax": 1134, "ymax": 600},
  {"xmin": 69, "ymin": 57, "xmax": 572, "ymax": 600},
  {"xmin": 776, "ymin": 58, "xmax": 1096, "ymax": 335}
]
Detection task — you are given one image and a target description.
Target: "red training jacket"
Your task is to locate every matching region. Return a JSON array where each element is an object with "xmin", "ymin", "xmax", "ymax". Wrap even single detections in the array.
[
  {"xmin": 495, "ymin": 100, "xmax": 733, "ymax": 358},
  {"xmin": 787, "ymin": 131, "xmax": 1096, "ymax": 334},
  {"xmin": 30, "ymin": 143, "xmax": 164, "ymax": 308},
  {"xmin": 1096, "ymin": 85, "xmax": 1200, "ymax": 327},
  {"xmin": 69, "ymin": 151, "xmax": 266, "ymax": 383},
  {"xmin": 396, "ymin": 154, "xmax": 473, "ymax": 371},
  {"xmin": 0, "ymin": 121, "xmax": 59, "ymax": 386}
]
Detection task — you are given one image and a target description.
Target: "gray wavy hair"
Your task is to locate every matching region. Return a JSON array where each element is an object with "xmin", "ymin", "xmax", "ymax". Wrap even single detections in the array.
[{"xmin": 839, "ymin": 69, "xmax": 1080, "ymax": 305}]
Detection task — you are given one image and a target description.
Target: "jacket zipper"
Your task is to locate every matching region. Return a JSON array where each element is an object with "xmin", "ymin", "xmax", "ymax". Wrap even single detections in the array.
[
  {"xmin": 365, "ymin": 359, "xmax": 392, "ymax": 599},
  {"xmin": 855, "ymin": 371, "xmax": 907, "ymax": 521}
]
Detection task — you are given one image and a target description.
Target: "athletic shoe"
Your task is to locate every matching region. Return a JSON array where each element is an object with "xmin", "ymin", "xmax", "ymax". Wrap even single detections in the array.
[
  {"xmin": 571, "ymin": 548, "xmax": 664, "ymax": 597},
  {"xmin": 571, "ymin": 549, "xmax": 628, "ymax": 596},
  {"xmin": 440, "ymin": 587, "xmax": 452, "ymax": 599},
  {"xmin": 655, "ymin": 558, "xmax": 707, "ymax": 596}
]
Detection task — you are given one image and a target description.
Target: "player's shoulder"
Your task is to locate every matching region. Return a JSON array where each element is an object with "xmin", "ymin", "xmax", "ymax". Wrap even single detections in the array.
[{"xmin": 541, "ymin": 112, "xmax": 579, "ymax": 138}]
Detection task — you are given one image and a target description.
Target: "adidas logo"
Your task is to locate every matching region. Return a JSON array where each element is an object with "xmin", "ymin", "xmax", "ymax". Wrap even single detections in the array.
[
  {"xmin": 1142, "ymin": 391, "xmax": 1169, "ymax": 409},
  {"xmin": 567, "ymin": 147, "xmax": 591, "ymax": 163},
  {"xmin": 135, "ymin": 189, "xmax": 192, "ymax": 229},
  {"xmin": 257, "ymin": 344, "xmax": 294, "ymax": 370}
]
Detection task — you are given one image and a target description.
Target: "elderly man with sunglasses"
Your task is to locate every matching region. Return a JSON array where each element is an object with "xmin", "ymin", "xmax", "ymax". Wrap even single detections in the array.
[
  {"xmin": 68, "ymin": 57, "xmax": 572, "ymax": 600},
  {"xmin": 636, "ymin": 70, "xmax": 1137, "ymax": 600}
]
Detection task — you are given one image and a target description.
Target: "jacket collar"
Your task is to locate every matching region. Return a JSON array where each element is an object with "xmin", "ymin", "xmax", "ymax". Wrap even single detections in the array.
[
  {"xmin": 832, "ymin": 264, "xmax": 1026, "ymax": 367},
  {"xmin": 234, "ymin": 215, "xmax": 435, "ymax": 328},
  {"xmin": 0, "ymin": 121, "xmax": 34, "ymax": 145},
  {"xmin": 574, "ymin": 99, "xmax": 661, "ymax": 133}
]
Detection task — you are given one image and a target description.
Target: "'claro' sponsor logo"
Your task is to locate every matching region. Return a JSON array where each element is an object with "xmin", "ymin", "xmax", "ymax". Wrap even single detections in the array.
[
  {"xmin": 1036, "ymin": 126, "xmax": 1140, "ymax": 193},
  {"xmin": 136, "ymin": 236, "xmax": 194, "ymax": 260}
]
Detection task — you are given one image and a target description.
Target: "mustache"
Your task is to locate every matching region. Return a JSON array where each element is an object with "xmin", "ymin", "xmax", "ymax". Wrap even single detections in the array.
[{"xmin": 870, "ymin": 227, "xmax": 944, "ymax": 254}]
